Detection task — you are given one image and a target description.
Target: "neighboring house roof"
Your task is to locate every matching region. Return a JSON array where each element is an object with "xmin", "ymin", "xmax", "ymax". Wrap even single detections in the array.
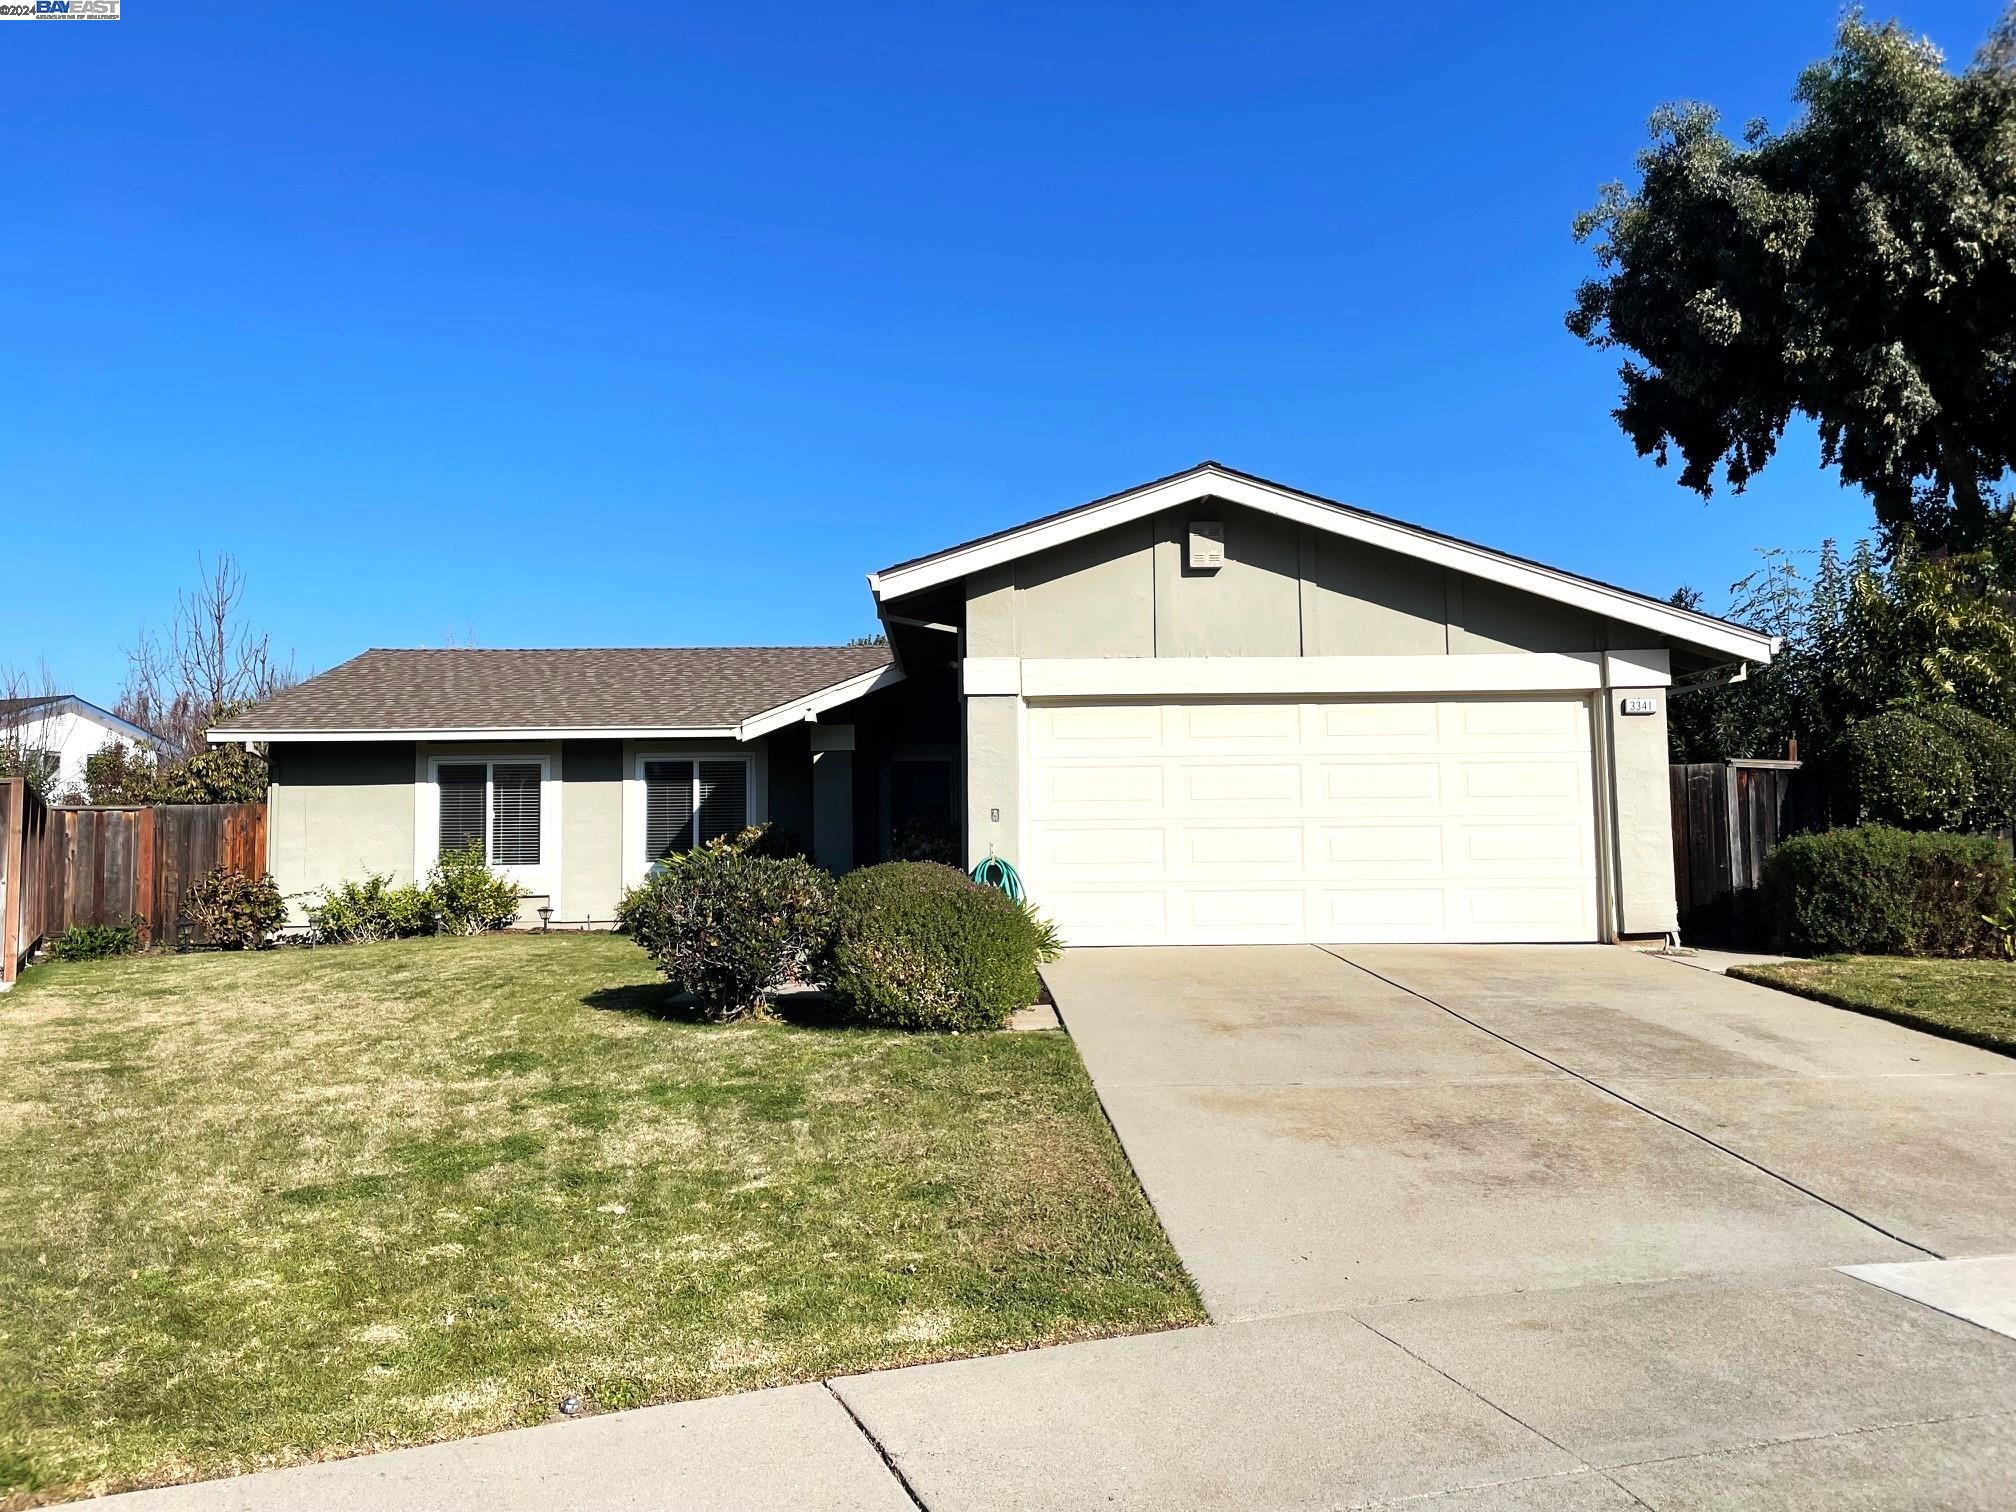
[
  {"xmin": 207, "ymin": 647, "xmax": 901, "ymax": 743},
  {"xmin": 0, "ymin": 694, "xmax": 161, "ymax": 746},
  {"xmin": 868, "ymin": 461, "xmax": 1778, "ymax": 664}
]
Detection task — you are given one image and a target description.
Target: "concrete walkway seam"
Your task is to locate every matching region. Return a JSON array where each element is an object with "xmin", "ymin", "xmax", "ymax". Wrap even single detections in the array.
[{"xmin": 823, "ymin": 1381, "xmax": 931, "ymax": 1512}]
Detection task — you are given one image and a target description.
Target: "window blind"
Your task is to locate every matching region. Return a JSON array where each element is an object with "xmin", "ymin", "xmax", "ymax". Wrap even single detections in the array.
[
  {"xmin": 644, "ymin": 760, "xmax": 696, "ymax": 858},
  {"xmin": 697, "ymin": 761, "xmax": 748, "ymax": 846},
  {"xmin": 490, "ymin": 763, "xmax": 542, "ymax": 866},
  {"xmin": 438, "ymin": 764, "xmax": 487, "ymax": 858}
]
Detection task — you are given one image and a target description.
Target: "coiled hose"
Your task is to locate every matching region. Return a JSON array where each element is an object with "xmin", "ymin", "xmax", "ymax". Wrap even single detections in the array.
[{"xmin": 969, "ymin": 852, "xmax": 1026, "ymax": 903}]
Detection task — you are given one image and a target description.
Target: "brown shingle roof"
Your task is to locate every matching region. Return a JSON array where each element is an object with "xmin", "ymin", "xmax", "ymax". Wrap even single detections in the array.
[{"xmin": 211, "ymin": 646, "xmax": 894, "ymax": 735}]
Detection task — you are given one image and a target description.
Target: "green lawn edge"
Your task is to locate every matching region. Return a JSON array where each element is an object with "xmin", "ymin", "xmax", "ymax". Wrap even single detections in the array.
[{"xmin": 1727, "ymin": 961, "xmax": 2016, "ymax": 1058}]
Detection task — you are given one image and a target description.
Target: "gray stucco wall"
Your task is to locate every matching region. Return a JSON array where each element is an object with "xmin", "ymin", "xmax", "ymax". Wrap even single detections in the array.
[
  {"xmin": 267, "ymin": 742, "xmax": 418, "ymax": 924},
  {"xmin": 968, "ymin": 502, "xmax": 1642, "ymax": 659},
  {"xmin": 1606, "ymin": 687, "xmax": 1679, "ymax": 938},
  {"xmin": 561, "ymin": 740, "xmax": 623, "ymax": 923}
]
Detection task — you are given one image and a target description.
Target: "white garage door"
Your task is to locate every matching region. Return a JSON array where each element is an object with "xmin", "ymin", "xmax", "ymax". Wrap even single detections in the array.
[{"xmin": 1023, "ymin": 696, "xmax": 1601, "ymax": 946}]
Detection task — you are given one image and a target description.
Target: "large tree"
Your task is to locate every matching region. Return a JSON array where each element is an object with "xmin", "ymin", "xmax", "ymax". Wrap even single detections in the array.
[{"xmin": 1569, "ymin": 9, "xmax": 2016, "ymax": 551}]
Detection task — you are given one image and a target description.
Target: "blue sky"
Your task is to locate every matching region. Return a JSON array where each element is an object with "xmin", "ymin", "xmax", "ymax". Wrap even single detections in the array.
[{"xmin": 5, "ymin": 2, "xmax": 2005, "ymax": 698}]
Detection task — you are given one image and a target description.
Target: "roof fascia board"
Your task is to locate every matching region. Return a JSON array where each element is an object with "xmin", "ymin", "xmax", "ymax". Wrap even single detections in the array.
[
  {"xmin": 734, "ymin": 662, "xmax": 905, "ymax": 741},
  {"xmin": 209, "ymin": 726, "xmax": 740, "ymax": 744},
  {"xmin": 870, "ymin": 467, "xmax": 1776, "ymax": 664}
]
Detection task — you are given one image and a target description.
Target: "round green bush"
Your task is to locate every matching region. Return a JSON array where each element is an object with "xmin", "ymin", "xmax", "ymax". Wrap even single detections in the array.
[
  {"xmin": 825, "ymin": 862, "xmax": 1044, "ymax": 1032},
  {"xmin": 1759, "ymin": 824, "xmax": 2012, "ymax": 957},
  {"xmin": 617, "ymin": 847, "xmax": 834, "ymax": 1021},
  {"xmin": 1920, "ymin": 704, "xmax": 2016, "ymax": 835},
  {"xmin": 1838, "ymin": 710, "xmax": 1975, "ymax": 830}
]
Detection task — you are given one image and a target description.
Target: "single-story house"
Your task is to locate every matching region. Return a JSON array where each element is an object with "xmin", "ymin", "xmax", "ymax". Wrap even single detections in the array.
[
  {"xmin": 212, "ymin": 463, "xmax": 1776, "ymax": 946},
  {"xmin": 1, "ymin": 693, "xmax": 159, "ymax": 796}
]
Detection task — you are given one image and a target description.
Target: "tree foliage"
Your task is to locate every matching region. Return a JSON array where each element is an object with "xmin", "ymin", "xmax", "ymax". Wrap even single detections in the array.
[
  {"xmin": 1668, "ymin": 532, "xmax": 2016, "ymax": 766},
  {"xmin": 1571, "ymin": 10, "xmax": 2016, "ymax": 550}
]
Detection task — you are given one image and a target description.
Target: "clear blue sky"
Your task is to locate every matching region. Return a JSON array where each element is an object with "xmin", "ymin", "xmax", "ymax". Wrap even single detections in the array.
[{"xmin": 4, "ymin": 2, "xmax": 2005, "ymax": 698}]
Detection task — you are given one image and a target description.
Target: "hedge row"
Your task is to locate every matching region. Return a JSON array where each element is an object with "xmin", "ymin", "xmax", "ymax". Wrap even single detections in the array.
[{"xmin": 1760, "ymin": 825, "xmax": 2013, "ymax": 957}]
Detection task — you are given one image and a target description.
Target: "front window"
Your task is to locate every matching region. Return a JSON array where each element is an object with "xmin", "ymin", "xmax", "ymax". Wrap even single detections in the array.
[
  {"xmin": 643, "ymin": 758, "xmax": 750, "ymax": 859},
  {"xmin": 437, "ymin": 760, "xmax": 542, "ymax": 866}
]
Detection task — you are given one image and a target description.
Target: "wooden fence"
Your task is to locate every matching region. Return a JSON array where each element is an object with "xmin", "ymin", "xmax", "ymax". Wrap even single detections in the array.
[
  {"xmin": 1670, "ymin": 759, "xmax": 1823, "ymax": 949},
  {"xmin": 1, "ymin": 778, "xmax": 54, "ymax": 986},
  {"xmin": 0, "ymin": 792, "xmax": 266, "ymax": 978}
]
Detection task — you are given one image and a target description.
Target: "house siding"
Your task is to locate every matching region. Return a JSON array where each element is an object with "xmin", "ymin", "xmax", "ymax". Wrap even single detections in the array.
[
  {"xmin": 971, "ymin": 502, "xmax": 1634, "ymax": 659},
  {"xmin": 267, "ymin": 741, "xmax": 418, "ymax": 924}
]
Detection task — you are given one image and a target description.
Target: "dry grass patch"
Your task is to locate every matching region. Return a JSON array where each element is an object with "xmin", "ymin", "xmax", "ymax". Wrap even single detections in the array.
[{"xmin": 0, "ymin": 934, "xmax": 1200, "ymax": 1505}]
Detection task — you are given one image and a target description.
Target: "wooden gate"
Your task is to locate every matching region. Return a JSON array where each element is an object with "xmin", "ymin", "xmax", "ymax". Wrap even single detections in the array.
[{"xmin": 1669, "ymin": 760, "xmax": 1821, "ymax": 949}]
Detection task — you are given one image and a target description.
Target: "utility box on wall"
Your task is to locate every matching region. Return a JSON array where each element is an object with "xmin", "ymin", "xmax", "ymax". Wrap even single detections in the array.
[{"xmin": 1187, "ymin": 519, "xmax": 1225, "ymax": 571}]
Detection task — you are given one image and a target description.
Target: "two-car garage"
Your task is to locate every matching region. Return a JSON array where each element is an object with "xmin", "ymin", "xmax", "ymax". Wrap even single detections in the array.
[{"xmin": 1021, "ymin": 696, "xmax": 1602, "ymax": 946}]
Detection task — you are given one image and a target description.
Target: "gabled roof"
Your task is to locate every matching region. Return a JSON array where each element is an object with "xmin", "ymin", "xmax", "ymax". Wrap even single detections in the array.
[
  {"xmin": 208, "ymin": 647, "xmax": 900, "ymax": 743},
  {"xmin": 869, "ymin": 461, "xmax": 1777, "ymax": 664},
  {"xmin": 0, "ymin": 694, "xmax": 161, "ymax": 745}
]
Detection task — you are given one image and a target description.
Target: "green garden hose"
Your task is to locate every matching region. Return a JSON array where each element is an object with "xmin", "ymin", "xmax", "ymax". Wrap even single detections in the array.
[{"xmin": 969, "ymin": 852, "xmax": 1026, "ymax": 903}]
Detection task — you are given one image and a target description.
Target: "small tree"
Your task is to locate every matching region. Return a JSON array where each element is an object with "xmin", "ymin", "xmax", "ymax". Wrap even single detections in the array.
[{"xmin": 1571, "ymin": 11, "xmax": 2016, "ymax": 551}]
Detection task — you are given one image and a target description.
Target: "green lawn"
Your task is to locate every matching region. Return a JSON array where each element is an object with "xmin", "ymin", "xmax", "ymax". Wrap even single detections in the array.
[
  {"xmin": 0, "ymin": 934, "xmax": 1201, "ymax": 1505},
  {"xmin": 1730, "ymin": 956, "xmax": 2016, "ymax": 1055}
]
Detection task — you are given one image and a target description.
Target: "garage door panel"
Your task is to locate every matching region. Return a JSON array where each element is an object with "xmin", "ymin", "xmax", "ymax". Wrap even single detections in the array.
[
  {"xmin": 1316, "ymin": 823, "xmax": 1445, "ymax": 872},
  {"xmin": 1180, "ymin": 763, "xmax": 1302, "ymax": 807},
  {"xmin": 1313, "ymin": 702, "xmax": 1441, "ymax": 749},
  {"xmin": 1450, "ymin": 758, "xmax": 1582, "ymax": 804},
  {"xmin": 1316, "ymin": 761, "xmax": 1443, "ymax": 805},
  {"xmin": 1025, "ymin": 696, "xmax": 1599, "ymax": 946},
  {"xmin": 1185, "ymin": 887, "xmax": 1307, "ymax": 933},
  {"xmin": 1176, "ymin": 702, "xmax": 1301, "ymax": 749},
  {"xmin": 1455, "ymin": 821, "xmax": 1588, "ymax": 870},
  {"xmin": 1035, "ymin": 762, "xmax": 1164, "ymax": 814},
  {"xmin": 1032, "ymin": 703, "xmax": 1163, "ymax": 753},
  {"xmin": 1182, "ymin": 824, "xmax": 1304, "ymax": 869},
  {"xmin": 1034, "ymin": 825, "xmax": 1167, "ymax": 871}
]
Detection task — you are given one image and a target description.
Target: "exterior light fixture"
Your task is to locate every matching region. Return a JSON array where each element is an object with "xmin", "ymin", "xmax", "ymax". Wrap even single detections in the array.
[
  {"xmin": 538, "ymin": 904, "xmax": 553, "ymax": 933},
  {"xmin": 175, "ymin": 916, "xmax": 193, "ymax": 954}
]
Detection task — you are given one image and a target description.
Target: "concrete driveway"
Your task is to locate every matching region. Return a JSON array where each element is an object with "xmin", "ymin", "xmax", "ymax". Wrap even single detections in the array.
[
  {"xmin": 862, "ymin": 942, "xmax": 2015, "ymax": 1511},
  {"xmin": 1051, "ymin": 944, "xmax": 2016, "ymax": 1321}
]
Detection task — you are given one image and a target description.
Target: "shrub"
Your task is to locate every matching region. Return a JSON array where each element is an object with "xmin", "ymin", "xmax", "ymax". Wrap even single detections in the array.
[
  {"xmin": 825, "ymin": 862, "xmax": 1047, "ymax": 1032},
  {"xmin": 619, "ymin": 846, "xmax": 834, "ymax": 1021},
  {"xmin": 181, "ymin": 867, "xmax": 287, "ymax": 950},
  {"xmin": 1920, "ymin": 704, "xmax": 2016, "ymax": 834},
  {"xmin": 1838, "ymin": 710, "xmax": 1975, "ymax": 830},
  {"xmin": 428, "ymin": 843, "xmax": 525, "ymax": 935},
  {"xmin": 1760, "ymin": 825, "xmax": 2014, "ymax": 957},
  {"xmin": 45, "ymin": 919, "xmax": 144, "ymax": 962},
  {"xmin": 307, "ymin": 873, "xmax": 436, "ymax": 944}
]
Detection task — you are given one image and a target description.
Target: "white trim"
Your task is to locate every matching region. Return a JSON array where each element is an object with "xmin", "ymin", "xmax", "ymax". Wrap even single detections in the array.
[
  {"xmin": 734, "ymin": 663, "xmax": 905, "ymax": 741},
  {"xmin": 871, "ymin": 465, "xmax": 1777, "ymax": 664},
  {"xmin": 414, "ymin": 746, "xmax": 562, "ymax": 918},
  {"xmin": 999, "ymin": 652, "xmax": 1612, "ymax": 700},
  {"xmin": 961, "ymin": 657, "xmax": 1022, "ymax": 696},
  {"xmin": 219, "ymin": 725, "xmax": 737, "ymax": 744},
  {"xmin": 622, "ymin": 748, "xmax": 757, "ymax": 890},
  {"xmin": 1603, "ymin": 648, "xmax": 1672, "ymax": 687},
  {"xmin": 207, "ymin": 664, "xmax": 904, "ymax": 746}
]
